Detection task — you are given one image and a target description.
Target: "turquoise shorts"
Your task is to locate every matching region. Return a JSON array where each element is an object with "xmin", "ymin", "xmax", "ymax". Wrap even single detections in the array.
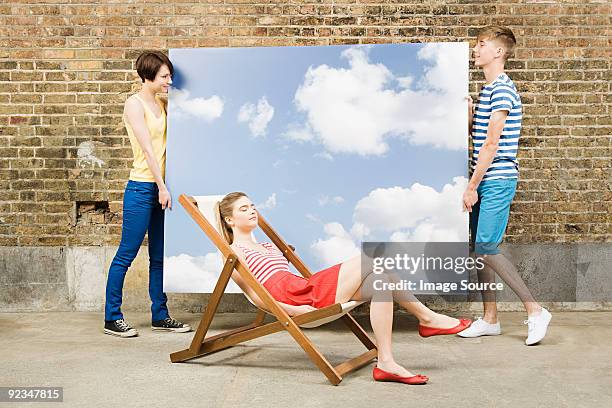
[{"xmin": 470, "ymin": 178, "xmax": 518, "ymax": 255}]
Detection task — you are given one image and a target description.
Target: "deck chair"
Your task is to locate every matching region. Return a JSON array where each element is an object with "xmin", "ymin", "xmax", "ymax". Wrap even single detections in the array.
[{"xmin": 170, "ymin": 194, "xmax": 378, "ymax": 385}]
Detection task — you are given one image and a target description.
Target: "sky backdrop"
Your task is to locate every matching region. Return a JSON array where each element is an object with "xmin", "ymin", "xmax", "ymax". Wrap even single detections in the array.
[{"xmin": 164, "ymin": 42, "xmax": 469, "ymax": 293}]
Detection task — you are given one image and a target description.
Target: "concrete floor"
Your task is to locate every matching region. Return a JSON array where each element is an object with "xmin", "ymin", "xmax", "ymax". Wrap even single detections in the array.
[{"xmin": 1, "ymin": 311, "xmax": 611, "ymax": 408}]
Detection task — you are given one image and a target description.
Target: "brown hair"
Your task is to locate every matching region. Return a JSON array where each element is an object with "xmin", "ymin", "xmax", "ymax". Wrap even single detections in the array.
[
  {"xmin": 135, "ymin": 51, "xmax": 174, "ymax": 83},
  {"xmin": 476, "ymin": 25, "xmax": 517, "ymax": 61},
  {"xmin": 216, "ymin": 192, "xmax": 248, "ymax": 244}
]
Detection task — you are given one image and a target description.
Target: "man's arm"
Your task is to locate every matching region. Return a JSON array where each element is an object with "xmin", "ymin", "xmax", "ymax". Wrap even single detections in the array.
[{"xmin": 463, "ymin": 110, "xmax": 509, "ymax": 211}]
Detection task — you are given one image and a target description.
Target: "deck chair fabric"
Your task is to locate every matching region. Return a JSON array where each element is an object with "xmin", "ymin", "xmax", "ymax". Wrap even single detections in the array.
[
  {"xmin": 170, "ymin": 194, "xmax": 378, "ymax": 385},
  {"xmin": 192, "ymin": 195, "xmax": 364, "ymax": 328}
]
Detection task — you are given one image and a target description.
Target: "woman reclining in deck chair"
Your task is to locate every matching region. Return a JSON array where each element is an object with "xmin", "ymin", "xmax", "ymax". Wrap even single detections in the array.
[{"xmin": 216, "ymin": 192, "xmax": 472, "ymax": 385}]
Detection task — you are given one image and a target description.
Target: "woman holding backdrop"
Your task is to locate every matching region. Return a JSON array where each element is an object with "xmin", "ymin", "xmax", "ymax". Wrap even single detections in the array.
[{"xmin": 103, "ymin": 51, "xmax": 191, "ymax": 337}]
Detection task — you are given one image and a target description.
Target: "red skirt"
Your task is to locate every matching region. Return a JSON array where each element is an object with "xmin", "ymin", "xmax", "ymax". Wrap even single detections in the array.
[{"xmin": 263, "ymin": 264, "xmax": 342, "ymax": 308}]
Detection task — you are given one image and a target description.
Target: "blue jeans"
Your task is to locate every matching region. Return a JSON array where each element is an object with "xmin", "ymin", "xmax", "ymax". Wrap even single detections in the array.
[
  {"xmin": 104, "ymin": 180, "xmax": 169, "ymax": 322},
  {"xmin": 470, "ymin": 178, "xmax": 518, "ymax": 255}
]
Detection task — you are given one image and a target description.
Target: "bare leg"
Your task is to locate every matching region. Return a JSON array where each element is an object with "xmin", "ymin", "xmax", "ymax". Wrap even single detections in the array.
[
  {"xmin": 335, "ymin": 256, "xmax": 460, "ymax": 328},
  {"xmin": 335, "ymin": 257, "xmax": 410, "ymax": 374},
  {"xmin": 333, "ymin": 257, "xmax": 433, "ymax": 376},
  {"xmin": 482, "ymin": 253, "xmax": 542, "ymax": 316},
  {"xmin": 395, "ymin": 298, "xmax": 460, "ymax": 328},
  {"xmin": 350, "ymin": 272, "xmax": 417, "ymax": 377},
  {"xmin": 477, "ymin": 261, "xmax": 499, "ymax": 323},
  {"xmin": 369, "ymin": 292, "xmax": 416, "ymax": 377},
  {"xmin": 334, "ymin": 256, "xmax": 366, "ymax": 303}
]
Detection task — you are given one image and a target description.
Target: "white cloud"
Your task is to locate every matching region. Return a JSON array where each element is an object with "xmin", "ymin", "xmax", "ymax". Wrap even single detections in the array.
[
  {"xmin": 314, "ymin": 151, "xmax": 334, "ymax": 161},
  {"xmin": 311, "ymin": 222, "xmax": 360, "ymax": 266},
  {"xmin": 353, "ymin": 176, "xmax": 469, "ymax": 242},
  {"xmin": 258, "ymin": 193, "xmax": 277, "ymax": 210},
  {"xmin": 389, "ymin": 230, "xmax": 411, "ymax": 242},
  {"xmin": 418, "ymin": 43, "xmax": 466, "ymax": 96},
  {"xmin": 350, "ymin": 222, "xmax": 370, "ymax": 240},
  {"xmin": 238, "ymin": 96, "xmax": 275, "ymax": 137},
  {"xmin": 288, "ymin": 44, "xmax": 468, "ymax": 155},
  {"xmin": 164, "ymin": 252, "xmax": 241, "ymax": 293},
  {"xmin": 169, "ymin": 88, "xmax": 223, "ymax": 121},
  {"xmin": 305, "ymin": 213, "xmax": 321, "ymax": 223},
  {"xmin": 309, "ymin": 177, "xmax": 468, "ymax": 266},
  {"xmin": 318, "ymin": 195, "xmax": 345, "ymax": 206},
  {"xmin": 283, "ymin": 123, "xmax": 314, "ymax": 142},
  {"xmin": 396, "ymin": 76, "xmax": 414, "ymax": 88}
]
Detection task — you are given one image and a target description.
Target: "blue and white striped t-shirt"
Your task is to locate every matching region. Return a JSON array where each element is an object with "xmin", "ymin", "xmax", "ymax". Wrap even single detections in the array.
[{"xmin": 471, "ymin": 73, "xmax": 522, "ymax": 181}]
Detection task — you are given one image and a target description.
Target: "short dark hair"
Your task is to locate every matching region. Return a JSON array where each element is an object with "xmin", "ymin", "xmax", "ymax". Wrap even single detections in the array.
[
  {"xmin": 477, "ymin": 25, "xmax": 517, "ymax": 61},
  {"xmin": 135, "ymin": 51, "xmax": 174, "ymax": 83}
]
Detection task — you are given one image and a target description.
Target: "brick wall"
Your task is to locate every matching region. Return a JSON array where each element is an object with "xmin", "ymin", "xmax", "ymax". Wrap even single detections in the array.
[{"xmin": 0, "ymin": 0, "xmax": 610, "ymax": 249}]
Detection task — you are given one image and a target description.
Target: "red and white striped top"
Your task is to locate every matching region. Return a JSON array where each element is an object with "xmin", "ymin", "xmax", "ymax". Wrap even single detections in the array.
[{"xmin": 234, "ymin": 242, "xmax": 291, "ymax": 285}]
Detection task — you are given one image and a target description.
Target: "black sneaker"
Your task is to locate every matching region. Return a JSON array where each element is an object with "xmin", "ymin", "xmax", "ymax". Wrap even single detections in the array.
[
  {"xmin": 151, "ymin": 317, "xmax": 192, "ymax": 333},
  {"xmin": 104, "ymin": 319, "xmax": 138, "ymax": 338}
]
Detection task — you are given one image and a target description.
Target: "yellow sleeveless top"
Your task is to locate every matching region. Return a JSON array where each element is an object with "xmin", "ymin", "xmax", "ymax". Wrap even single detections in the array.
[{"xmin": 125, "ymin": 94, "xmax": 167, "ymax": 182}]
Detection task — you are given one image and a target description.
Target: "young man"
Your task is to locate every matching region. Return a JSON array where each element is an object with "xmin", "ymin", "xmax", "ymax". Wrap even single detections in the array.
[
  {"xmin": 459, "ymin": 26, "xmax": 551, "ymax": 345},
  {"xmin": 103, "ymin": 51, "xmax": 191, "ymax": 337}
]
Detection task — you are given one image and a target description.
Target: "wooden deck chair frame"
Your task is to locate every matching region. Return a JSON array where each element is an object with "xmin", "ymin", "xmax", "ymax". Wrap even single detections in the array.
[{"xmin": 170, "ymin": 194, "xmax": 378, "ymax": 385}]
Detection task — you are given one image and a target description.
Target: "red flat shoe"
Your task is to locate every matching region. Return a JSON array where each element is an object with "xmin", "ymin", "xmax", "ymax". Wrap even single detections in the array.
[
  {"xmin": 373, "ymin": 367, "xmax": 428, "ymax": 385},
  {"xmin": 419, "ymin": 318, "xmax": 472, "ymax": 338}
]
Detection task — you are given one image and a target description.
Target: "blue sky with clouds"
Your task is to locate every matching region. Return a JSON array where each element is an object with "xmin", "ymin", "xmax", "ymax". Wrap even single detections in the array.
[{"xmin": 164, "ymin": 43, "xmax": 469, "ymax": 293}]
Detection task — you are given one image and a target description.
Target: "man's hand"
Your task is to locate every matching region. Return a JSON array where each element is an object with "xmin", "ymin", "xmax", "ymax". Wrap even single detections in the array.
[
  {"xmin": 466, "ymin": 95, "xmax": 474, "ymax": 115},
  {"xmin": 466, "ymin": 95, "xmax": 475, "ymax": 134},
  {"xmin": 288, "ymin": 305, "xmax": 317, "ymax": 316},
  {"xmin": 463, "ymin": 186, "xmax": 478, "ymax": 212},
  {"xmin": 159, "ymin": 189, "xmax": 172, "ymax": 210}
]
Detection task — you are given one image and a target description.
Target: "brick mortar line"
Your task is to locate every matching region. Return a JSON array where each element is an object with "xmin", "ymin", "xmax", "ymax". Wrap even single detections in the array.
[
  {"xmin": 3, "ymin": 8, "xmax": 608, "ymax": 13},
  {"xmin": 1, "ymin": 26, "xmax": 611, "ymax": 30},
  {"xmin": 2, "ymin": 11, "xmax": 609, "ymax": 16},
  {"xmin": 4, "ymin": 47, "xmax": 612, "ymax": 53},
  {"xmin": 1, "ymin": 14, "xmax": 611, "ymax": 18}
]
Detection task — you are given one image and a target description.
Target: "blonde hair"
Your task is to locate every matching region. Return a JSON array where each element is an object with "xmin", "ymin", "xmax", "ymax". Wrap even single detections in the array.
[
  {"xmin": 477, "ymin": 25, "xmax": 517, "ymax": 61},
  {"xmin": 216, "ymin": 192, "xmax": 248, "ymax": 244}
]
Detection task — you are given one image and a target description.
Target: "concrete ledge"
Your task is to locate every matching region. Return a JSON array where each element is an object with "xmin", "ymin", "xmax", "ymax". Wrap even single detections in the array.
[{"xmin": 1, "ymin": 243, "xmax": 611, "ymax": 313}]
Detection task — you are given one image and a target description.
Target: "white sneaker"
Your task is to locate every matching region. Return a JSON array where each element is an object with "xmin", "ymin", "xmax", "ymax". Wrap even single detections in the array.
[
  {"xmin": 525, "ymin": 308, "xmax": 552, "ymax": 345},
  {"xmin": 457, "ymin": 317, "xmax": 501, "ymax": 338}
]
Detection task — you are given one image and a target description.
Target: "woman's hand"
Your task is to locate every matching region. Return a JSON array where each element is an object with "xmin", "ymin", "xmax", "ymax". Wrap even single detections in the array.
[
  {"xmin": 159, "ymin": 188, "xmax": 172, "ymax": 210},
  {"xmin": 287, "ymin": 305, "xmax": 317, "ymax": 316}
]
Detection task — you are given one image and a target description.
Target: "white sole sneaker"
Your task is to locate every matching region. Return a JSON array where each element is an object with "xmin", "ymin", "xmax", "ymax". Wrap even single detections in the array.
[
  {"xmin": 457, "ymin": 318, "xmax": 501, "ymax": 338},
  {"xmin": 525, "ymin": 308, "xmax": 552, "ymax": 346},
  {"xmin": 104, "ymin": 328, "xmax": 138, "ymax": 337},
  {"xmin": 457, "ymin": 329, "xmax": 501, "ymax": 338},
  {"xmin": 151, "ymin": 325, "xmax": 191, "ymax": 333}
]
